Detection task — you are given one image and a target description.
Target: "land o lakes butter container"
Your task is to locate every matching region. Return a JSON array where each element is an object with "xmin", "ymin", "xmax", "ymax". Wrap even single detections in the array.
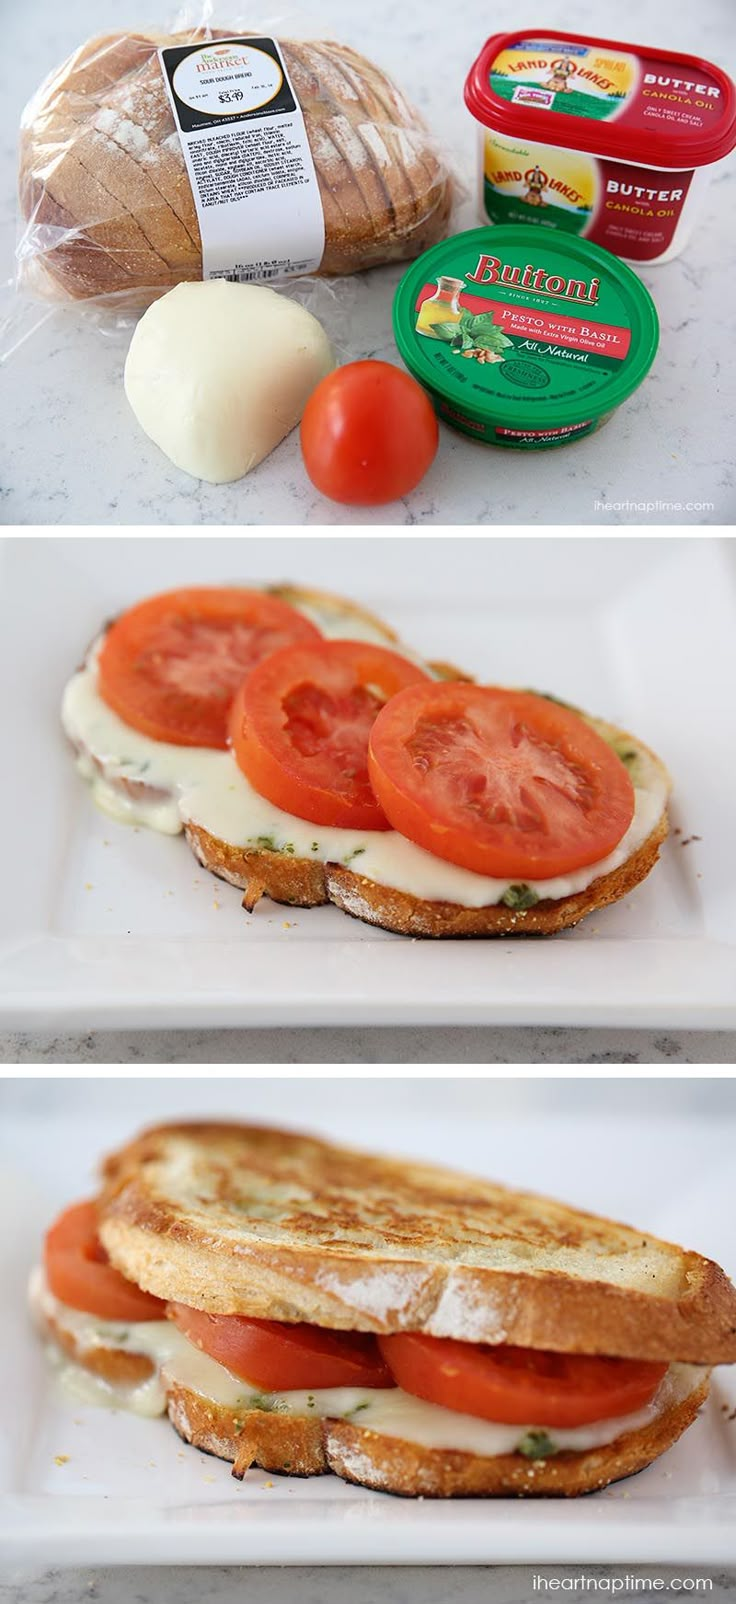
[
  {"xmin": 465, "ymin": 30, "xmax": 736, "ymax": 264},
  {"xmin": 393, "ymin": 225, "xmax": 659, "ymax": 450}
]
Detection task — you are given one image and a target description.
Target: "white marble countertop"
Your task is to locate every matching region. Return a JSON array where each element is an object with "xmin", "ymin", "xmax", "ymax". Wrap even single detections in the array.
[
  {"xmin": 3, "ymin": 1566, "xmax": 735, "ymax": 1604},
  {"xmin": 3, "ymin": 1026, "xmax": 736, "ymax": 1064},
  {"xmin": 1, "ymin": 0, "xmax": 734, "ymax": 526}
]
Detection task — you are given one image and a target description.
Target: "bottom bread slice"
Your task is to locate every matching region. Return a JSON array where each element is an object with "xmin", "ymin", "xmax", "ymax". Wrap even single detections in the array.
[
  {"xmin": 185, "ymin": 811, "xmax": 669, "ymax": 938},
  {"xmin": 166, "ymin": 1372, "xmax": 709, "ymax": 1498}
]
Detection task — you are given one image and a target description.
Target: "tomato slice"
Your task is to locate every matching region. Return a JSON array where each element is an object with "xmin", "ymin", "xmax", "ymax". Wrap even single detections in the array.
[
  {"xmin": 378, "ymin": 1334, "xmax": 667, "ymax": 1428},
  {"xmin": 168, "ymin": 1305, "xmax": 394, "ymax": 1390},
  {"xmin": 97, "ymin": 588, "xmax": 320, "ymax": 749},
  {"xmin": 44, "ymin": 1201, "xmax": 165, "ymax": 1322},
  {"xmin": 368, "ymin": 683, "xmax": 635, "ymax": 879},
  {"xmin": 230, "ymin": 639, "xmax": 428, "ymax": 830}
]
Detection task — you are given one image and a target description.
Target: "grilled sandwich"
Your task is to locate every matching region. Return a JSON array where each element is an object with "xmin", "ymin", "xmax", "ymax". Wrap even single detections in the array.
[{"xmin": 33, "ymin": 1122, "xmax": 736, "ymax": 1497}]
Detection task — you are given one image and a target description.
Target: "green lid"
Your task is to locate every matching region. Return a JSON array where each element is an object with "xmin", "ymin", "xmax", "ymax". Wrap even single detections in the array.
[{"xmin": 393, "ymin": 225, "xmax": 659, "ymax": 443}]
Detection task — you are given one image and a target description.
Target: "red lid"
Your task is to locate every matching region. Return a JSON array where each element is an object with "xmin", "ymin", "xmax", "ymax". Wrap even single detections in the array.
[{"xmin": 465, "ymin": 30, "xmax": 736, "ymax": 168}]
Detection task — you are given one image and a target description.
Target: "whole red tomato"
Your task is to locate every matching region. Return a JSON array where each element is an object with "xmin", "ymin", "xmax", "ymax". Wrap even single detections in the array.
[{"xmin": 300, "ymin": 360, "xmax": 439, "ymax": 506}]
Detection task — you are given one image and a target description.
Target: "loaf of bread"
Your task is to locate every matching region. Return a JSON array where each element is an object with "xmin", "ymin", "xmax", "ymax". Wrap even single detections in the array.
[{"xmin": 18, "ymin": 28, "xmax": 453, "ymax": 301}]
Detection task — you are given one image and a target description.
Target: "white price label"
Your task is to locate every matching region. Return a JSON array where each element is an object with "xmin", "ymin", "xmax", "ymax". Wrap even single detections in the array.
[{"xmin": 159, "ymin": 37, "xmax": 325, "ymax": 283}]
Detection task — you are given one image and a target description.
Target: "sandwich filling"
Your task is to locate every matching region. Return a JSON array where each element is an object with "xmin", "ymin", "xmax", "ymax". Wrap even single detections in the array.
[
  {"xmin": 62, "ymin": 593, "xmax": 667, "ymax": 910},
  {"xmin": 31, "ymin": 1266, "xmax": 703, "ymax": 1459}
]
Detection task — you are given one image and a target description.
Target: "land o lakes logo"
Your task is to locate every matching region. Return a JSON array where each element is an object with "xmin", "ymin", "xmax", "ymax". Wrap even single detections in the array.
[{"xmin": 489, "ymin": 161, "xmax": 586, "ymax": 211}]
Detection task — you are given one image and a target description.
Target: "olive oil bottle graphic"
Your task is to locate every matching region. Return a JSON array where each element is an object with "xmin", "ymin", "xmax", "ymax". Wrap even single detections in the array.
[{"xmin": 415, "ymin": 276, "xmax": 466, "ymax": 338}]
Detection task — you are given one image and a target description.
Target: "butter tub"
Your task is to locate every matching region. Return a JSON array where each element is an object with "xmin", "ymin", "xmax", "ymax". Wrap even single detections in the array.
[
  {"xmin": 465, "ymin": 29, "xmax": 736, "ymax": 264},
  {"xmin": 393, "ymin": 225, "xmax": 659, "ymax": 450}
]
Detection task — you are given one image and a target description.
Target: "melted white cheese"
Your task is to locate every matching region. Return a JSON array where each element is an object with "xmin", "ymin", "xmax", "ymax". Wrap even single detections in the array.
[
  {"xmin": 56, "ymin": 1356, "xmax": 167, "ymax": 1417},
  {"xmin": 61, "ymin": 645, "xmax": 668, "ymax": 910},
  {"xmin": 29, "ymin": 1265, "xmax": 182, "ymax": 1416},
  {"xmin": 31, "ymin": 1270, "xmax": 701, "ymax": 1457}
]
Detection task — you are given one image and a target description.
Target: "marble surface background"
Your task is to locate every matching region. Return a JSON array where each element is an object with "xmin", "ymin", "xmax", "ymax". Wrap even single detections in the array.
[
  {"xmin": 3, "ymin": 1566, "xmax": 735, "ymax": 1604},
  {"xmin": 3, "ymin": 1026, "xmax": 736, "ymax": 1065},
  {"xmin": 1, "ymin": 0, "xmax": 734, "ymax": 525}
]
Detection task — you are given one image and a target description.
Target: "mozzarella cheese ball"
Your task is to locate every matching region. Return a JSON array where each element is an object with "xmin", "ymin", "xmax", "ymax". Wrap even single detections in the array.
[{"xmin": 124, "ymin": 280, "xmax": 334, "ymax": 484}]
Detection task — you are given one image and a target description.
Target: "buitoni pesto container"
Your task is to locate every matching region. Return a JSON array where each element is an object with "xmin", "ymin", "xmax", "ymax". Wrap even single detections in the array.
[
  {"xmin": 465, "ymin": 30, "xmax": 736, "ymax": 264},
  {"xmin": 393, "ymin": 225, "xmax": 659, "ymax": 450}
]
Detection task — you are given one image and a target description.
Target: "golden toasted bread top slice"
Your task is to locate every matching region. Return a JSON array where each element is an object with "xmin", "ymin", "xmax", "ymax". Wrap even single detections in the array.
[{"xmin": 97, "ymin": 1123, "xmax": 736, "ymax": 1365}]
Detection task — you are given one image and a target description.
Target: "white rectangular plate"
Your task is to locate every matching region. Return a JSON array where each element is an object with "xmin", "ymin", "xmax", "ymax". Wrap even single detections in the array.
[
  {"xmin": 1, "ymin": 535, "xmax": 735, "ymax": 1028},
  {"xmin": 1, "ymin": 1093, "xmax": 735, "ymax": 1570}
]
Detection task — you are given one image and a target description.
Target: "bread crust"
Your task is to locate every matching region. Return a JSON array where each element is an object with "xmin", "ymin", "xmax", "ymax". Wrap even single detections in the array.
[
  {"xmin": 265, "ymin": 583, "xmax": 401, "ymax": 643},
  {"xmin": 185, "ymin": 810, "xmax": 669, "ymax": 936},
  {"xmin": 98, "ymin": 1123, "xmax": 736, "ymax": 1366},
  {"xmin": 20, "ymin": 30, "xmax": 452, "ymax": 301},
  {"xmin": 181, "ymin": 682, "xmax": 671, "ymax": 937},
  {"xmin": 167, "ymin": 1382, "xmax": 327, "ymax": 1479},
  {"xmin": 165, "ymin": 1372, "xmax": 710, "ymax": 1497},
  {"xmin": 324, "ymin": 1374, "xmax": 710, "ymax": 1497}
]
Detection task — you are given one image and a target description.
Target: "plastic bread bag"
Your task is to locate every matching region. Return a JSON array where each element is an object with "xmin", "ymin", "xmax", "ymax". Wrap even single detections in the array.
[{"xmin": 10, "ymin": 1, "xmax": 456, "ymax": 326}]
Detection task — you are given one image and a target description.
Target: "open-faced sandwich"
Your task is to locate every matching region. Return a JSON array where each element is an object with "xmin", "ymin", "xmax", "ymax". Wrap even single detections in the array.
[
  {"xmin": 62, "ymin": 584, "xmax": 670, "ymax": 936},
  {"xmin": 32, "ymin": 1121, "xmax": 736, "ymax": 1497}
]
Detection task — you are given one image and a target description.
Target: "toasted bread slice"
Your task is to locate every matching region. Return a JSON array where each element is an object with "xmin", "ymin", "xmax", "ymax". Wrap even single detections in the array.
[
  {"xmin": 267, "ymin": 584, "xmax": 397, "ymax": 643},
  {"xmin": 98, "ymin": 1124, "xmax": 736, "ymax": 1366},
  {"xmin": 167, "ymin": 1383, "xmax": 327, "ymax": 1479},
  {"xmin": 325, "ymin": 1372, "xmax": 710, "ymax": 1496},
  {"xmin": 166, "ymin": 1367, "xmax": 710, "ymax": 1497},
  {"xmin": 183, "ymin": 709, "xmax": 669, "ymax": 937},
  {"xmin": 322, "ymin": 813, "xmax": 667, "ymax": 936},
  {"xmin": 186, "ymin": 792, "xmax": 667, "ymax": 934}
]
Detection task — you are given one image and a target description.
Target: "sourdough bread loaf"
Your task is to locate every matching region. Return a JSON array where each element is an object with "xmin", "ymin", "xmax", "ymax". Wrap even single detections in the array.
[{"xmin": 18, "ymin": 28, "xmax": 453, "ymax": 301}]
